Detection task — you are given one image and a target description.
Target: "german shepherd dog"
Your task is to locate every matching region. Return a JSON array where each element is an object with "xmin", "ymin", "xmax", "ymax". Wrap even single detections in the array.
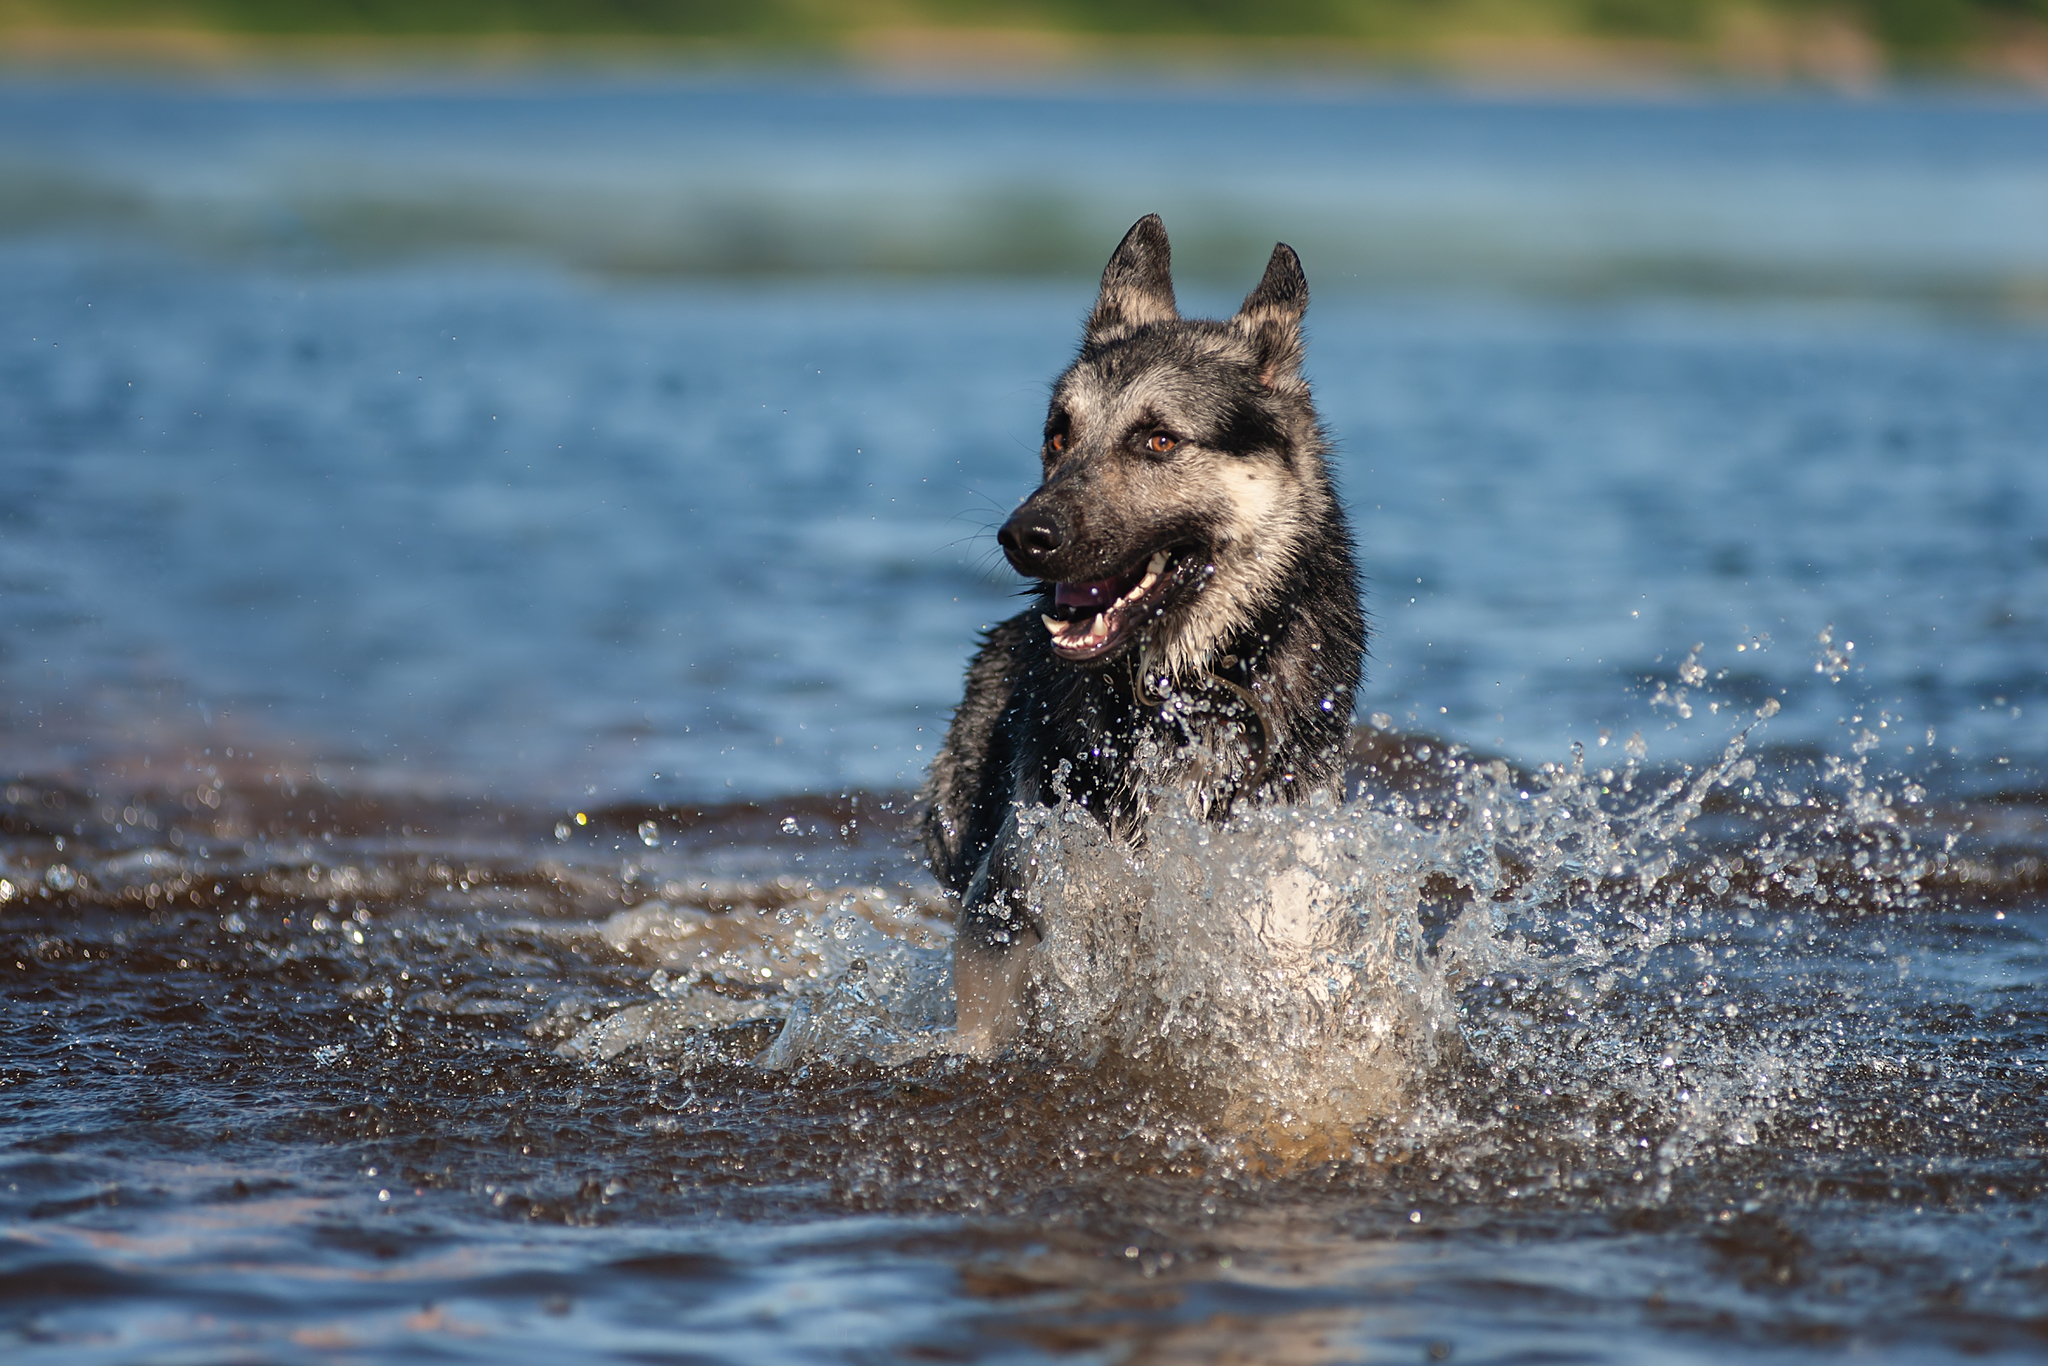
[{"xmin": 922, "ymin": 215, "xmax": 1364, "ymax": 1051}]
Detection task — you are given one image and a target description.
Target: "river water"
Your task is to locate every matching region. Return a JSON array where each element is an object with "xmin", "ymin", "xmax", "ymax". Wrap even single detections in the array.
[{"xmin": 2, "ymin": 77, "xmax": 2046, "ymax": 1363}]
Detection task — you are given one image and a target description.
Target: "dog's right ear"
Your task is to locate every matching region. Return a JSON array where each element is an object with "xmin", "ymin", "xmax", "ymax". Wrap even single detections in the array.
[{"xmin": 1086, "ymin": 214, "xmax": 1178, "ymax": 343}]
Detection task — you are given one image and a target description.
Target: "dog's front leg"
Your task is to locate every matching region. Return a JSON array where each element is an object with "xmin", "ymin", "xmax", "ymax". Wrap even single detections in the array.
[{"xmin": 952, "ymin": 805, "xmax": 1041, "ymax": 1054}]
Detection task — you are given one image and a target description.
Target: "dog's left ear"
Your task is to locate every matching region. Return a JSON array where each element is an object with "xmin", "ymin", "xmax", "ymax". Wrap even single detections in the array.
[{"xmin": 1232, "ymin": 243, "xmax": 1308, "ymax": 388}]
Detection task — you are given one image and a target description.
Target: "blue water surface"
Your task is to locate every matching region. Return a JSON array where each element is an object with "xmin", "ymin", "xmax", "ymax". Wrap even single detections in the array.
[
  {"xmin": 3, "ymin": 74, "xmax": 2048, "ymax": 1366},
  {"xmin": 4, "ymin": 109, "xmax": 2044, "ymax": 799}
]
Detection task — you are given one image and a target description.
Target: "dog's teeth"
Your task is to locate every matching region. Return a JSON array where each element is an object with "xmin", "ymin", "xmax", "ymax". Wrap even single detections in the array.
[
  {"xmin": 1046, "ymin": 609, "xmax": 1117, "ymax": 651},
  {"xmin": 1119, "ymin": 552, "xmax": 1170, "ymax": 607}
]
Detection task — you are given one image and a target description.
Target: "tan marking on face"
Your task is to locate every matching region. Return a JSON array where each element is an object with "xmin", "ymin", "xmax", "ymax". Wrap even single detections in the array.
[
  {"xmin": 1060, "ymin": 369, "xmax": 1195, "ymax": 449},
  {"xmin": 1144, "ymin": 453, "xmax": 1316, "ymax": 681}
]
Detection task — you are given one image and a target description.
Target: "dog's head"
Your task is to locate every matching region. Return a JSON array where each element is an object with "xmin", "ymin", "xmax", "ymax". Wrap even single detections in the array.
[{"xmin": 999, "ymin": 214, "xmax": 1338, "ymax": 680}]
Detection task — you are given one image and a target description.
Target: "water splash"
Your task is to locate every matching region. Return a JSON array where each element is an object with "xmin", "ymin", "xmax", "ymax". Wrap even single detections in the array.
[
  {"xmin": 559, "ymin": 880, "xmax": 951, "ymax": 1066},
  {"xmin": 721, "ymin": 639, "xmax": 1938, "ymax": 1177}
]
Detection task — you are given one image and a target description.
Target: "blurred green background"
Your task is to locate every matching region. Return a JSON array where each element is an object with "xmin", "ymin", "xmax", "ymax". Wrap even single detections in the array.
[{"xmin": 7, "ymin": 0, "xmax": 2047, "ymax": 75}]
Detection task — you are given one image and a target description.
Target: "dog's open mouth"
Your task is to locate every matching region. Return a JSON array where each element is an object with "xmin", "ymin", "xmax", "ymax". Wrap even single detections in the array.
[{"xmin": 1040, "ymin": 550, "xmax": 1177, "ymax": 661}]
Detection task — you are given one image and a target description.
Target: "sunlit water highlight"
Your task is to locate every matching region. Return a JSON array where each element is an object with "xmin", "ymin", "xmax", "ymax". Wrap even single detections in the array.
[{"xmin": 3, "ymin": 78, "xmax": 2046, "ymax": 1364}]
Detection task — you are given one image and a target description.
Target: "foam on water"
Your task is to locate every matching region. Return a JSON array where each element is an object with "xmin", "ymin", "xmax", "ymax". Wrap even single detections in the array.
[{"xmin": 570, "ymin": 641, "xmax": 1936, "ymax": 1183}]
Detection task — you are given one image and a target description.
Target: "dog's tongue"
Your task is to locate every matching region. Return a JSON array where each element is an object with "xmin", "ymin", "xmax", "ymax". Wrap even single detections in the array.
[{"xmin": 1054, "ymin": 567, "xmax": 1140, "ymax": 609}]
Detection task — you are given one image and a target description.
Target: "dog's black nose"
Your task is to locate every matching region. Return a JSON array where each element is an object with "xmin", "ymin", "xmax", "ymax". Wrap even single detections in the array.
[{"xmin": 998, "ymin": 508, "xmax": 1065, "ymax": 575}]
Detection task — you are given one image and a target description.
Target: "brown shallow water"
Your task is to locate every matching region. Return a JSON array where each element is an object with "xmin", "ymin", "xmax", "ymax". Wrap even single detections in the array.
[{"xmin": 5, "ymin": 729, "xmax": 2046, "ymax": 1364}]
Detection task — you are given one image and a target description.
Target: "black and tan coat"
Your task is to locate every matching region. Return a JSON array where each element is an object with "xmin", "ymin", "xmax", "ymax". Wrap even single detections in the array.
[{"xmin": 921, "ymin": 215, "xmax": 1366, "ymax": 1048}]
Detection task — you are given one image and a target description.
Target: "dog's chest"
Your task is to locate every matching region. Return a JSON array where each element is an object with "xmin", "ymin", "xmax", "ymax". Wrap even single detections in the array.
[
  {"xmin": 1000, "ymin": 662, "xmax": 1146, "ymax": 813},
  {"xmin": 1003, "ymin": 658, "xmax": 1258, "ymax": 830}
]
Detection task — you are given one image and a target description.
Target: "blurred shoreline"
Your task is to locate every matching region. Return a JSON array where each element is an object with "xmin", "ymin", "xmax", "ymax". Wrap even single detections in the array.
[{"xmin": 2, "ymin": 10, "xmax": 2046, "ymax": 91}]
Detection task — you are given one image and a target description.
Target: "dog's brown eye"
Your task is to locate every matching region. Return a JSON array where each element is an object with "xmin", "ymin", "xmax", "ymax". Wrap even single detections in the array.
[
  {"xmin": 1145, "ymin": 433, "xmax": 1178, "ymax": 455},
  {"xmin": 1048, "ymin": 432, "xmax": 1066, "ymax": 453}
]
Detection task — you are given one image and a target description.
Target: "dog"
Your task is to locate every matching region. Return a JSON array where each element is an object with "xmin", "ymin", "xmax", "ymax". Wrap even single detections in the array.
[{"xmin": 921, "ymin": 214, "xmax": 1365, "ymax": 1050}]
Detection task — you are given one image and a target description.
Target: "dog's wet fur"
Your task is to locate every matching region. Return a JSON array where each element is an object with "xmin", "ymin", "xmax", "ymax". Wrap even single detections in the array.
[{"xmin": 922, "ymin": 215, "xmax": 1365, "ymax": 1049}]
